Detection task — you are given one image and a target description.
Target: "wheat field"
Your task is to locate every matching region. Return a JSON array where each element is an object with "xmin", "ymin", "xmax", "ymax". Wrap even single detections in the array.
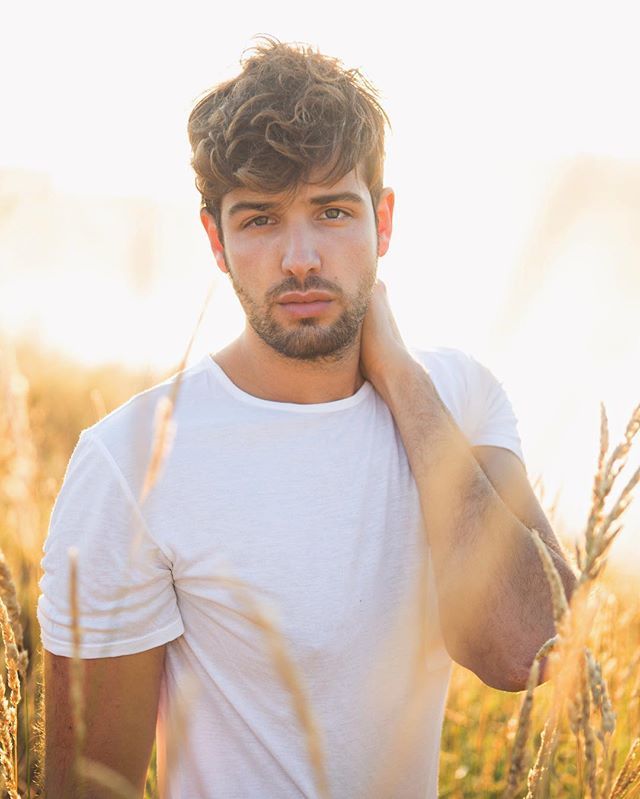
[{"xmin": 0, "ymin": 334, "xmax": 639, "ymax": 798}]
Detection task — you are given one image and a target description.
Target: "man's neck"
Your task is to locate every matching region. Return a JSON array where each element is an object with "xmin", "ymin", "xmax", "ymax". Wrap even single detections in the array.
[{"xmin": 211, "ymin": 330, "xmax": 366, "ymax": 405}]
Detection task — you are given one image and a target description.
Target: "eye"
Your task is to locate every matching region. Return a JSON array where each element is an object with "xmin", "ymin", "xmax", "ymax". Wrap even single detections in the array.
[
  {"xmin": 244, "ymin": 215, "xmax": 272, "ymax": 228},
  {"xmin": 322, "ymin": 208, "xmax": 349, "ymax": 220}
]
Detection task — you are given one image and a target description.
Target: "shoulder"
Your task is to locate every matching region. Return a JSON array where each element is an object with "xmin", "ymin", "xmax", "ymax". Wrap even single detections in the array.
[
  {"xmin": 86, "ymin": 356, "xmax": 208, "ymax": 437},
  {"xmin": 408, "ymin": 346, "xmax": 482, "ymax": 434},
  {"xmin": 78, "ymin": 355, "xmax": 212, "ymax": 482},
  {"xmin": 410, "ymin": 345, "xmax": 488, "ymax": 381},
  {"xmin": 407, "ymin": 346, "xmax": 522, "ymax": 453},
  {"xmin": 409, "ymin": 344, "xmax": 490, "ymax": 401},
  {"xmin": 412, "ymin": 346, "xmax": 526, "ymax": 468},
  {"xmin": 409, "ymin": 345, "xmax": 509, "ymax": 403}
]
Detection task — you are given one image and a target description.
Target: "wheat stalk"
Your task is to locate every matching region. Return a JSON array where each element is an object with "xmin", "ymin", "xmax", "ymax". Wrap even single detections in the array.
[
  {"xmin": 0, "ymin": 551, "xmax": 25, "ymax": 658},
  {"xmin": 586, "ymin": 647, "xmax": 617, "ymax": 743},
  {"xmin": 580, "ymin": 402, "xmax": 640, "ymax": 586},
  {"xmin": 68, "ymin": 546, "xmax": 86, "ymax": 797},
  {"xmin": 610, "ymin": 738, "xmax": 640, "ymax": 799},
  {"xmin": 518, "ymin": 398, "xmax": 640, "ymax": 799},
  {"xmin": 526, "ymin": 717, "xmax": 559, "ymax": 798},
  {"xmin": 503, "ymin": 634, "xmax": 559, "ymax": 799},
  {"xmin": 76, "ymin": 756, "xmax": 139, "ymax": 799},
  {"xmin": 503, "ymin": 658, "xmax": 541, "ymax": 799},
  {"xmin": 360, "ymin": 552, "xmax": 436, "ymax": 799},
  {"xmin": 528, "ymin": 526, "xmax": 570, "ymax": 625},
  {"xmin": 139, "ymin": 395, "xmax": 176, "ymax": 504},
  {"xmin": 0, "ymin": 596, "xmax": 20, "ymax": 797},
  {"xmin": 604, "ymin": 747, "xmax": 620, "ymax": 799},
  {"xmin": 220, "ymin": 573, "xmax": 331, "ymax": 799},
  {"xmin": 584, "ymin": 402, "xmax": 610, "ymax": 559},
  {"xmin": 139, "ymin": 279, "xmax": 214, "ymax": 505},
  {"xmin": 580, "ymin": 653, "xmax": 598, "ymax": 798}
]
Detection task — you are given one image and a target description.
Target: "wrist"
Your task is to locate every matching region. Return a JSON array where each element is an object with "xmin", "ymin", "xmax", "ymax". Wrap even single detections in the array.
[{"xmin": 366, "ymin": 349, "xmax": 429, "ymax": 401}]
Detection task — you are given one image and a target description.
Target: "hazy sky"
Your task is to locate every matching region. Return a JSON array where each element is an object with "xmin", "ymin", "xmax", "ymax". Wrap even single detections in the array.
[{"xmin": 2, "ymin": 0, "xmax": 640, "ymax": 567}]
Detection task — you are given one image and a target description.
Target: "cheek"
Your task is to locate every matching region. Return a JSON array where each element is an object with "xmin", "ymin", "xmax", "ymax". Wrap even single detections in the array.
[
  {"xmin": 326, "ymin": 226, "xmax": 377, "ymax": 259},
  {"xmin": 222, "ymin": 238, "xmax": 263, "ymax": 277},
  {"xmin": 344, "ymin": 234, "xmax": 379, "ymax": 269},
  {"xmin": 225, "ymin": 237, "xmax": 257, "ymax": 263}
]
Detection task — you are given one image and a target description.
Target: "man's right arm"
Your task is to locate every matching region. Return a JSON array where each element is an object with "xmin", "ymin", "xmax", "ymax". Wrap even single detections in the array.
[{"xmin": 44, "ymin": 644, "xmax": 166, "ymax": 799}]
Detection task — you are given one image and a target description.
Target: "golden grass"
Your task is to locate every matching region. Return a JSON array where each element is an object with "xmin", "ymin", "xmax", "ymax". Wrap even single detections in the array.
[{"xmin": 1, "ymin": 329, "xmax": 639, "ymax": 798}]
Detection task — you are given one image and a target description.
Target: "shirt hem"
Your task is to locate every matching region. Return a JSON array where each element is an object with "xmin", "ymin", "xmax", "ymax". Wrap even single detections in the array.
[
  {"xmin": 38, "ymin": 614, "xmax": 184, "ymax": 659},
  {"xmin": 469, "ymin": 436, "xmax": 526, "ymax": 469}
]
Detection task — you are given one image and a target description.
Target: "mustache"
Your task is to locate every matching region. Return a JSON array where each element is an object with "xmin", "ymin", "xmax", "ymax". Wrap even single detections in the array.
[{"xmin": 267, "ymin": 275, "xmax": 344, "ymax": 302}]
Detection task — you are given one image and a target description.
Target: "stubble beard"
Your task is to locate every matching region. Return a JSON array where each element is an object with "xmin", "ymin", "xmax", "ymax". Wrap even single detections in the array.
[{"xmin": 227, "ymin": 265, "xmax": 377, "ymax": 363}]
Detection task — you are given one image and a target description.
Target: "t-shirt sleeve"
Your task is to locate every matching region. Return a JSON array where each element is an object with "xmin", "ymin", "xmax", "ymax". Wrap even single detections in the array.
[
  {"xmin": 37, "ymin": 430, "xmax": 184, "ymax": 658},
  {"xmin": 463, "ymin": 353, "xmax": 527, "ymax": 471}
]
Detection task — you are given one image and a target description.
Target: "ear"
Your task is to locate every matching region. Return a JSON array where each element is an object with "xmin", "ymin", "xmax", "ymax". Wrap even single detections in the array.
[
  {"xmin": 200, "ymin": 208, "xmax": 228, "ymax": 274},
  {"xmin": 375, "ymin": 187, "xmax": 395, "ymax": 257}
]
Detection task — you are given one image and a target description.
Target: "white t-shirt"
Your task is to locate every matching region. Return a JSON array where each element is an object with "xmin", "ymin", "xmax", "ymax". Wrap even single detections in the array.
[{"xmin": 38, "ymin": 347, "xmax": 525, "ymax": 799}]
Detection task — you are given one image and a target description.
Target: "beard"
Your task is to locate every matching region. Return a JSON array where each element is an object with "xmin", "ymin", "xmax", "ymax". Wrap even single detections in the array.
[{"xmin": 227, "ymin": 267, "xmax": 377, "ymax": 362}]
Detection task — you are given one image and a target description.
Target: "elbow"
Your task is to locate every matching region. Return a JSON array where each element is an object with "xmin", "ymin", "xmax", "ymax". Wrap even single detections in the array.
[
  {"xmin": 473, "ymin": 663, "xmax": 529, "ymax": 693},
  {"xmin": 447, "ymin": 633, "xmax": 550, "ymax": 693},
  {"xmin": 480, "ymin": 650, "xmax": 552, "ymax": 693},
  {"xmin": 475, "ymin": 663, "xmax": 531, "ymax": 693},
  {"xmin": 497, "ymin": 656, "xmax": 551, "ymax": 692},
  {"xmin": 473, "ymin": 659, "xmax": 545, "ymax": 692}
]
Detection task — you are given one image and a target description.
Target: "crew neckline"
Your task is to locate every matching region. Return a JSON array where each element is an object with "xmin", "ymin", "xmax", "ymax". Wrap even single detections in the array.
[{"xmin": 202, "ymin": 354, "xmax": 374, "ymax": 413}]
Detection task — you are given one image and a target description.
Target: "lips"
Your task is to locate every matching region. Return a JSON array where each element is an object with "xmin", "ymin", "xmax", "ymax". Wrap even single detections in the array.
[{"xmin": 276, "ymin": 291, "xmax": 335, "ymax": 304}]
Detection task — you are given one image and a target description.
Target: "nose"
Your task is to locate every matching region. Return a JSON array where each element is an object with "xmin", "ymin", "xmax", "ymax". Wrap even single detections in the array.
[{"xmin": 280, "ymin": 223, "xmax": 321, "ymax": 280}]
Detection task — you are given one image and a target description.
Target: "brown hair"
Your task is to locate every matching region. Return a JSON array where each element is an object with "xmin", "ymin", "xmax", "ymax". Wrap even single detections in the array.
[{"xmin": 187, "ymin": 36, "xmax": 390, "ymax": 236}]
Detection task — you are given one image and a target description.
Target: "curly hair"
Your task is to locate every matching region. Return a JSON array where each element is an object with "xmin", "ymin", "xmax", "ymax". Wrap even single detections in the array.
[{"xmin": 187, "ymin": 36, "xmax": 390, "ymax": 237}]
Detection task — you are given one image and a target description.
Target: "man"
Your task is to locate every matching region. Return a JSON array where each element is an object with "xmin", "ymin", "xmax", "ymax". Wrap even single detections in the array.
[{"xmin": 39, "ymin": 38, "xmax": 576, "ymax": 799}]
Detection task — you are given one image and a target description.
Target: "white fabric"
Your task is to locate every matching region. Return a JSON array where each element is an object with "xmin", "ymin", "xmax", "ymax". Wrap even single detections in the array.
[{"xmin": 38, "ymin": 347, "xmax": 525, "ymax": 799}]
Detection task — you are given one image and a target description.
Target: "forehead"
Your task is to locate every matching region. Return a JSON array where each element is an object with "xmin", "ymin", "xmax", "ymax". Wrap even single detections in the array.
[{"xmin": 220, "ymin": 167, "xmax": 369, "ymax": 214}]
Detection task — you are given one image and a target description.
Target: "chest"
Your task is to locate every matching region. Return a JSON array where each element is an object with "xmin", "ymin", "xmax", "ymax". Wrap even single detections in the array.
[{"xmin": 146, "ymin": 410, "xmax": 433, "ymax": 670}]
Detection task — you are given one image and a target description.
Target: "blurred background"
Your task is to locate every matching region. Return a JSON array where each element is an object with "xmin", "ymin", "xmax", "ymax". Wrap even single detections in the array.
[{"xmin": 2, "ymin": 0, "xmax": 639, "ymax": 570}]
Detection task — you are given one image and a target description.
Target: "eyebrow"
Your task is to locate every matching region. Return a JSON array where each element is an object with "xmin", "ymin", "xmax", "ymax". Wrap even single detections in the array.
[
  {"xmin": 309, "ymin": 192, "xmax": 365, "ymax": 207},
  {"xmin": 226, "ymin": 192, "xmax": 365, "ymax": 218}
]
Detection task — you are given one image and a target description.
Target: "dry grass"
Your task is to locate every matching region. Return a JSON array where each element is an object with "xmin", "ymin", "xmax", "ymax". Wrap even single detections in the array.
[
  {"xmin": 1, "ymin": 330, "xmax": 639, "ymax": 798},
  {"xmin": 435, "ymin": 396, "xmax": 640, "ymax": 799}
]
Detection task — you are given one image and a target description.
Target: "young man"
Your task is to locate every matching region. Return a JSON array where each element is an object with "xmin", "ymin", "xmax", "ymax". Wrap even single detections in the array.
[{"xmin": 39, "ymin": 39, "xmax": 576, "ymax": 799}]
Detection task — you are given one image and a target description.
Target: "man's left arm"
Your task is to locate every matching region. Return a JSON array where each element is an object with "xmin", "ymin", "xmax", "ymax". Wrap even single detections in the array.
[{"xmin": 360, "ymin": 282, "xmax": 577, "ymax": 692}]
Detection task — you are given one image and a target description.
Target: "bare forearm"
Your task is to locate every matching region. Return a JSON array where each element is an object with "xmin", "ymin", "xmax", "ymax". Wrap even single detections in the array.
[{"xmin": 372, "ymin": 353, "xmax": 576, "ymax": 689}]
